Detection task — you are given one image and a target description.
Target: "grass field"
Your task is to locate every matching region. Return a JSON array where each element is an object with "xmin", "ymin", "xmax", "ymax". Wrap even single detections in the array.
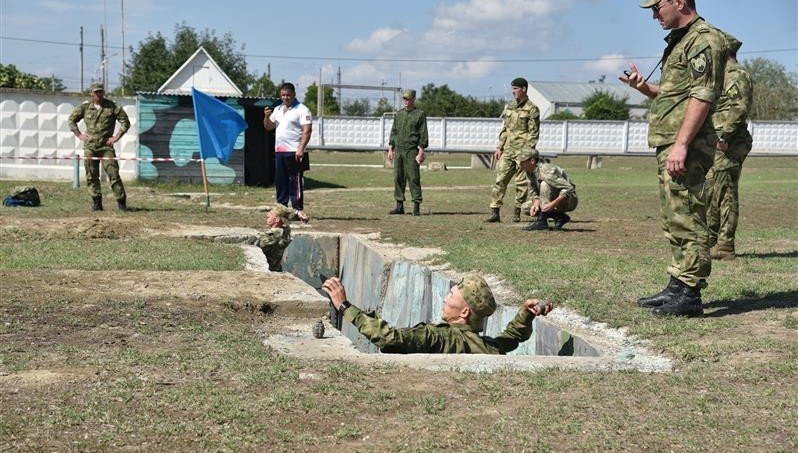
[{"xmin": 1, "ymin": 155, "xmax": 796, "ymax": 451}]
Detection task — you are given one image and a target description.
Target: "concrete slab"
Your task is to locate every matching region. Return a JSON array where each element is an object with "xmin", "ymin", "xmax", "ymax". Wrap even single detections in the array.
[{"xmin": 282, "ymin": 232, "xmax": 340, "ymax": 289}]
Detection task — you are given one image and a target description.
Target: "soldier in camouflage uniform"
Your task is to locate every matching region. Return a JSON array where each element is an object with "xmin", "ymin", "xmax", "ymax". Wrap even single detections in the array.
[
  {"xmin": 321, "ymin": 274, "xmax": 553, "ymax": 354},
  {"xmin": 68, "ymin": 82, "xmax": 130, "ymax": 211},
  {"xmin": 256, "ymin": 203, "xmax": 293, "ymax": 272},
  {"xmin": 387, "ymin": 89, "xmax": 429, "ymax": 217},
  {"xmin": 485, "ymin": 77, "xmax": 540, "ymax": 223},
  {"xmin": 516, "ymin": 148, "xmax": 579, "ymax": 231},
  {"xmin": 621, "ymin": 0, "xmax": 727, "ymax": 317},
  {"xmin": 704, "ymin": 33, "xmax": 753, "ymax": 261}
]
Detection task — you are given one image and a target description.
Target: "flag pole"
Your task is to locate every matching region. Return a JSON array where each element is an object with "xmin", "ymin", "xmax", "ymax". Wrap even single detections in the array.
[{"xmin": 200, "ymin": 156, "xmax": 210, "ymax": 210}]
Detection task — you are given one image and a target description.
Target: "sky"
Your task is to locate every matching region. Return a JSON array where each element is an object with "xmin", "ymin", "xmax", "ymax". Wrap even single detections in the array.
[{"xmin": 1, "ymin": 0, "xmax": 796, "ymax": 103}]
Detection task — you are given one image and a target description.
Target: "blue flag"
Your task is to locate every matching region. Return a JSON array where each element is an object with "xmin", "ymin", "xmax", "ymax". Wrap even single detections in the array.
[{"xmin": 192, "ymin": 87, "xmax": 247, "ymax": 164}]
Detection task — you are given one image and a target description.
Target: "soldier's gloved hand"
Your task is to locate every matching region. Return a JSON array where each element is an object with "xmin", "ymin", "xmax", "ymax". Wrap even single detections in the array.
[{"xmin": 321, "ymin": 277, "xmax": 348, "ymax": 309}]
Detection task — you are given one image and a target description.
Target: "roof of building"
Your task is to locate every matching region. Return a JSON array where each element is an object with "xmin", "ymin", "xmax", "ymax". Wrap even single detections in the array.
[
  {"xmin": 529, "ymin": 81, "xmax": 649, "ymax": 106},
  {"xmin": 157, "ymin": 46, "xmax": 243, "ymax": 96}
]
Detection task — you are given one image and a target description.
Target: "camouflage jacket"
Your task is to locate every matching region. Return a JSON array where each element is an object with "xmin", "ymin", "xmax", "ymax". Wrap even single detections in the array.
[
  {"xmin": 648, "ymin": 16, "xmax": 727, "ymax": 148},
  {"xmin": 343, "ymin": 305, "xmax": 535, "ymax": 354},
  {"xmin": 68, "ymin": 98, "xmax": 130, "ymax": 150},
  {"xmin": 711, "ymin": 59, "xmax": 754, "ymax": 167},
  {"xmin": 498, "ymin": 99, "xmax": 540, "ymax": 155},
  {"xmin": 257, "ymin": 226, "xmax": 292, "ymax": 271},
  {"xmin": 527, "ymin": 162, "xmax": 577, "ymax": 201},
  {"xmin": 389, "ymin": 108, "xmax": 429, "ymax": 152}
]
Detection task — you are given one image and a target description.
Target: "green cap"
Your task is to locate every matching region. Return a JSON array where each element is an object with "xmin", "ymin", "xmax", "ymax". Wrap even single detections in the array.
[
  {"xmin": 518, "ymin": 147, "xmax": 539, "ymax": 162},
  {"xmin": 402, "ymin": 89, "xmax": 416, "ymax": 99},
  {"xmin": 511, "ymin": 77, "xmax": 528, "ymax": 89},
  {"xmin": 722, "ymin": 32, "xmax": 743, "ymax": 55},
  {"xmin": 89, "ymin": 82, "xmax": 104, "ymax": 92},
  {"xmin": 639, "ymin": 0, "xmax": 658, "ymax": 8},
  {"xmin": 457, "ymin": 274, "xmax": 496, "ymax": 321},
  {"xmin": 269, "ymin": 203, "xmax": 292, "ymax": 224}
]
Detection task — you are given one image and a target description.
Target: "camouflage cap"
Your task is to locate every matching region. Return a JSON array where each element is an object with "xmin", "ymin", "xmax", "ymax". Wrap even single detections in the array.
[
  {"xmin": 269, "ymin": 203, "xmax": 292, "ymax": 224},
  {"xmin": 518, "ymin": 147, "xmax": 539, "ymax": 162},
  {"xmin": 722, "ymin": 32, "xmax": 743, "ymax": 55},
  {"xmin": 89, "ymin": 82, "xmax": 104, "ymax": 92},
  {"xmin": 457, "ymin": 274, "xmax": 496, "ymax": 320},
  {"xmin": 402, "ymin": 89, "xmax": 416, "ymax": 99},
  {"xmin": 511, "ymin": 77, "xmax": 528, "ymax": 89},
  {"xmin": 639, "ymin": 0, "xmax": 658, "ymax": 8}
]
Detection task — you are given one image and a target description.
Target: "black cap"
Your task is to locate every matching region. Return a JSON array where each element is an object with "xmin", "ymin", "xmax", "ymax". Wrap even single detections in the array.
[{"xmin": 511, "ymin": 77, "xmax": 528, "ymax": 89}]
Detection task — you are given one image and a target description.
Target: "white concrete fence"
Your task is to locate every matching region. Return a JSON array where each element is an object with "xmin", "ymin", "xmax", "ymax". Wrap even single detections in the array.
[{"xmin": 1, "ymin": 91, "xmax": 796, "ymax": 182}]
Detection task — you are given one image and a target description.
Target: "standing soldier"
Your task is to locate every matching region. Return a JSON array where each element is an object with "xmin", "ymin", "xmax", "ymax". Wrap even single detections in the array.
[
  {"xmin": 485, "ymin": 77, "xmax": 539, "ymax": 223},
  {"xmin": 387, "ymin": 89, "xmax": 428, "ymax": 217},
  {"xmin": 705, "ymin": 33, "xmax": 753, "ymax": 261},
  {"xmin": 68, "ymin": 82, "xmax": 130, "ymax": 211},
  {"xmin": 621, "ymin": 0, "xmax": 727, "ymax": 317}
]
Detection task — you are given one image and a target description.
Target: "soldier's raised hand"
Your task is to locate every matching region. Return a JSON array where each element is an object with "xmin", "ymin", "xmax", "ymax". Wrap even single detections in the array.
[
  {"xmin": 524, "ymin": 299, "xmax": 553, "ymax": 316},
  {"xmin": 321, "ymin": 277, "xmax": 348, "ymax": 309},
  {"xmin": 619, "ymin": 63, "xmax": 645, "ymax": 90}
]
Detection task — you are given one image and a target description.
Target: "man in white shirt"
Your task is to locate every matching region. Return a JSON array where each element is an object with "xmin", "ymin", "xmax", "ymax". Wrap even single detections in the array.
[{"xmin": 263, "ymin": 82, "xmax": 313, "ymax": 223}]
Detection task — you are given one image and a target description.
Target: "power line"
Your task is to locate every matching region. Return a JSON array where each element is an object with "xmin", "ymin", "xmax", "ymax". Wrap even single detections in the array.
[{"xmin": 2, "ymin": 35, "xmax": 795, "ymax": 64}]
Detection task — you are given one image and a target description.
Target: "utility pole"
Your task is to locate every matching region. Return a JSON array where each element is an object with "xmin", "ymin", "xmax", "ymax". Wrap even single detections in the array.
[
  {"xmin": 100, "ymin": 26, "xmax": 107, "ymax": 89},
  {"xmin": 80, "ymin": 26, "xmax": 84, "ymax": 92},
  {"xmin": 336, "ymin": 66, "xmax": 342, "ymax": 114},
  {"xmin": 267, "ymin": 63, "xmax": 271, "ymax": 80},
  {"xmin": 121, "ymin": 0, "xmax": 126, "ymax": 94},
  {"xmin": 317, "ymin": 68, "xmax": 323, "ymax": 117}
]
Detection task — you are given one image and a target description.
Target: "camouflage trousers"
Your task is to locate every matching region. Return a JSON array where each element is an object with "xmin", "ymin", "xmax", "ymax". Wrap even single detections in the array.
[
  {"xmin": 656, "ymin": 140, "xmax": 715, "ymax": 288},
  {"xmin": 393, "ymin": 148, "xmax": 422, "ymax": 203},
  {"xmin": 520, "ymin": 182, "xmax": 578, "ymax": 215},
  {"xmin": 705, "ymin": 154, "xmax": 744, "ymax": 252},
  {"xmin": 84, "ymin": 146, "xmax": 126, "ymax": 201},
  {"xmin": 489, "ymin": 151, "xmax": 528, "ymax": 209}
]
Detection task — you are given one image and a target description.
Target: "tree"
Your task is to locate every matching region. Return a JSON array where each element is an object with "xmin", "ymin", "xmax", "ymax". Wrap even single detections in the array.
[
  {"xmin": 303, "ymin": 83, "xmax": 339, "ymax": 116},
  {"xmin": 416, "ymin": 83, "xmax": 505, "ymax": 117},
  {"xmin": 122, "ymin": 23, "xmax": 250, "ymax": 94},
  {"xmin": 342, "ymin": 98, "xmax": 370, "ymax": 116},
  {"xmin": 582, "ymin": 90, "xmax": 629, "ymax": 120},
  {"xmin": 547, "ymin": 110, "xmax": 580, "ymax": 120},
  {"xmin": 0, "ymin": 64, "xmax": 66, "ymax": 91},
  {"xmin": 372, "ymin": 97, "xmax": 395, "ymax": 116},
  {"xmin": 742, "ymin": 57, "xmax": 798, "ymax": 120},
  {"xmin": 247, "ymin": 72, "xmax": 279, "ymax": 98}
]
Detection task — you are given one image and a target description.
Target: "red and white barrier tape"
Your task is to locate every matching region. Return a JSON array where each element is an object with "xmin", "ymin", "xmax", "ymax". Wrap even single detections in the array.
[{"xmin": 0, "ymin": 156, "xmax": 203, "ymax": 162}]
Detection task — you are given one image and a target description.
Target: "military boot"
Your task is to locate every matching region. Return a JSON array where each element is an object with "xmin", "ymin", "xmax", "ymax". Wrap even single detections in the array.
[
  {"xmin": 512, "ymin": 207, "xmax": 522, "ymax": 223},
  {"xmin": 389, "ymin": 201, "xmax": 404, "ymax": 215},
  {"xmin": 522, "ymin": 216, "xmax": 549, "ymax": 231},
  {"xmin": 553, "ymin": 213, "xmax": 571, "ymax": 230},
  {"xmin": 91, "ymin": 196, "xmax": 103, "ymax": 211},
  {"xmin": 412, "ymin": 202, "xmax": 420, "ymax": 217},
  {"xmin": 710, "ymin": 246, "xmax": 736, "ymax": 261},
  {"xmin": 637, "ymin": 277, "xmax": 681, "ymax": 308},
  {"xmin": 117, "ymin": 199, "xmax": 127, "ymax": 212},
  {"xmin": 484, "ymin": 208, "xmax": 500, "ymax": 223},
  {"xmin": 652, "ymin": 281, "xmax": 703, "ymax": 317}
]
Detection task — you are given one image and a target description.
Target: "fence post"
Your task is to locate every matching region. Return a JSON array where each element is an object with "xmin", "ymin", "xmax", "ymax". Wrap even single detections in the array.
[
  {"xmin": 380, "ymin": 116, "xmax": 386, "ymax": 148},
  {"xmin": 562, "ymin": 121, "xmax": 569, "ymax": 153},
  {"xmin": 441, "ymin": 118, "xmax": 447, "ymax": 151},
  {"xmin": 622, "ymin": 121, "xmax": 630, "ymax": 154},
  {"xmin": 73, "ymin": 156, "xmax": 80, "ymax": 188}
]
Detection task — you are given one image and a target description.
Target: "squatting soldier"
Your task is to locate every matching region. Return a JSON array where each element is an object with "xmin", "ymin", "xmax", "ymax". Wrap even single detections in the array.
[
  {"xmin": 485, "ymin": 77, "xmax": 540, "ymax": 223},
  {"xmin": 517, "ymin": 148, "xmax": 579, "ymax": 231},
  {"xmin": 705, "ymin": 32, "xmax": 753, "ymax": 261},
  {"xmin": 257, "ymin": 203, "xmax": 293, "ymax": 272},
  {"xmin": 621, "ymin": 0, "xmax": 727, "ymax": 317},
  {"xmin": 321, "ymin": 274, "xmax": 553, "ymax": 354},
  {"xmin": 68, "ymin": 82, "xmax": 130, "ymax": 212},
  {"xmin": 387, "ymin": 89, "xmax": 428, "ymax": 217}
]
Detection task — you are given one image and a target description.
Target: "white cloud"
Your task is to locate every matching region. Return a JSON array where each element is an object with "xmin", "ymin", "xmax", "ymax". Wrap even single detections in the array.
[
  {"xmin": 583, "ymin": 53, "xmax": 627, "ymax": 75},
  {"xmin": 344, "ymin": 28, "xmax": 404, "ymax": 53}
]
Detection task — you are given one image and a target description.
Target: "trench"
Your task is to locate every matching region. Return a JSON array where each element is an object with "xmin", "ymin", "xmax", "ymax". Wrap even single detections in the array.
[{"xmin": 179, "ymin": 226, "xmax": 672, "ymax": 373}]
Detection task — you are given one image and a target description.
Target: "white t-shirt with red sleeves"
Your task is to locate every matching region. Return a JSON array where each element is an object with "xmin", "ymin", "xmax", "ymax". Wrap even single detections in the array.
[{"xmin": 270, "ymin": 100, "xmax": 312, "ymax": 152}]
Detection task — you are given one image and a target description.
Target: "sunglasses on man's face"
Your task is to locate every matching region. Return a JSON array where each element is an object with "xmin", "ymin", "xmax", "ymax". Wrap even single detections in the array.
[{"xmin": 652, "ymin": 0, "xmax": 670, "ymax": 15}]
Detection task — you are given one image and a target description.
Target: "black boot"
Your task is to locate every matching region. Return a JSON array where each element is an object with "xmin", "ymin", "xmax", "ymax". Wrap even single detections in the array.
[
  {"xmin": 117, "ymin": 199, "xmax": 127, "ymax": 212},
  {"xmin": 412, "ymin": 202, "xmax": 420, "ymax": 217},
  {"xmin": 637, "ymin": 277, "xmax": 681, "ymax": 308},
  {"xmin": 389, "ymin": 201, "xmax": 404, "ymax": 215},
  {"xmin": 522, "ymin": 215, "xmax": 549, "ymax": 231},
  {"xmin": 652, "ymin": 281, "xmax": 704, "ymax": 317},
  {"xmin": 91, "ymin": 196, "xmax": 103, "ymax": 211},
  {"xmin": 512, "ymin": 207, "xmax": 522, "ymax": 223},
  {"xmin": 553, "ymin": 213, "xmax": 571, "ymax": 230},
  {"xmin": 484, "ymin": 208, "xmax": 500, "ymax": 223}
]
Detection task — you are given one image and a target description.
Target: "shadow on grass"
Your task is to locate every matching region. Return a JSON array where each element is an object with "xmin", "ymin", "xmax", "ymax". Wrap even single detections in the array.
[
  {"xmin": 426, "ymin": 211, "xmax": 486, "ymax": 216},
  {"xmin": 315, "ymin": 216, "xmax": 380, "ymax": 221},
  {"xmin": 125, "ymin": 206, "xmax": 179, "ymax": 213},
  {"xmin": 736, "ymin": 251, "xmax": 798, "ymax": 259},
  {"xmin": 703, "ymin": 290, "xmax": 798, "ymax": 318},
  {"xmin": 305, "ymin": 178, "xmax": 346, "ymax": 190}
]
